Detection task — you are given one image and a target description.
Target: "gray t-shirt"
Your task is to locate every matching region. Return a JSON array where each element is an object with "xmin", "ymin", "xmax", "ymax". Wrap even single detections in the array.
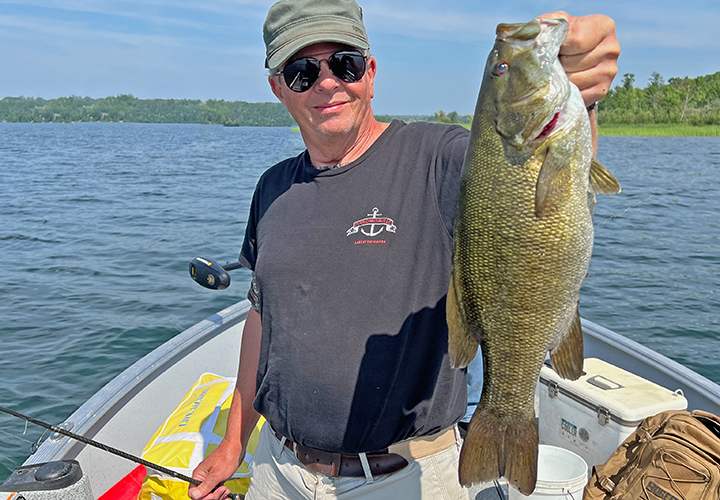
[{"xmin": 240, "ymin": 120, "xmax": 470, "ymax": 454}]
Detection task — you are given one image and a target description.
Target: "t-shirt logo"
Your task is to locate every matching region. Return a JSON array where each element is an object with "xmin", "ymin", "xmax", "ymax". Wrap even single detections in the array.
[{"xmin": 346, "ymin": 207, "xmax": 397, "ymax": 242}]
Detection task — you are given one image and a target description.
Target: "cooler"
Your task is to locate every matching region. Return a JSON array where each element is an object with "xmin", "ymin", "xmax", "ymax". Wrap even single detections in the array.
[{"xmin": 536, "ymin": 357, "xmax": 688, "ymax": 470}]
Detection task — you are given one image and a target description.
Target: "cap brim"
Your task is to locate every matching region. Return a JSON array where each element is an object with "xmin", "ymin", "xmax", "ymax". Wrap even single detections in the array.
[{"xmin": 266, "ymin": 33, "xmax": 369, "ymax": 70}]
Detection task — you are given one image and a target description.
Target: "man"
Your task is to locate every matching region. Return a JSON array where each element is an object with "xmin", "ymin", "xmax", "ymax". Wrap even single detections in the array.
[{"xmin": 189, "ymin": 1, "xmax": 620, "ymax": 499}]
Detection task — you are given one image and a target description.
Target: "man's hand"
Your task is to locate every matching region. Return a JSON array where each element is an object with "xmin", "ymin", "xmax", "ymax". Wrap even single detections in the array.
[
  {"xmin": 188, "ymin": 439, "xmax": 244, "ymax": 500},
  {"xmin": 540, "ymin": 12, "xmax": 620, "ymax": 107}
]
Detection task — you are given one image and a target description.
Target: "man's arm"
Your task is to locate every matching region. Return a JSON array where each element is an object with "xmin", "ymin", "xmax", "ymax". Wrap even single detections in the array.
[
  {"xmin": 540, "ymin": 12, "xmax": 620, "ymax": 155},
  {"xmin": 189, "ymin": 308, "xmax": 262, "ymax": 500}
]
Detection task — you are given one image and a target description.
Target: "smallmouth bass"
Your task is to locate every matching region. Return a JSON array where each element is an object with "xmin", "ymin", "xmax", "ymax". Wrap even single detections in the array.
[{"xmin": 447, "ymin": 18, "xmax": 621, "ymax": 494}]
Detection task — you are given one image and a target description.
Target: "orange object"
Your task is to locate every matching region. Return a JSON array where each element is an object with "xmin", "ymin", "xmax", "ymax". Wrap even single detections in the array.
[{"xmin": 98, "ymin": 465, "xmax": 147, "ymax": 500}]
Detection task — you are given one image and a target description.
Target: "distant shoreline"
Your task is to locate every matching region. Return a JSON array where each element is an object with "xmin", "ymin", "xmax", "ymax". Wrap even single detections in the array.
[
  {"xmin": 456, "ymin": 122, "xmax": 720, "ymax": 137},
  {"xmin": 4, "ymin": 120, "xmax": 719, "ymax": 137}
]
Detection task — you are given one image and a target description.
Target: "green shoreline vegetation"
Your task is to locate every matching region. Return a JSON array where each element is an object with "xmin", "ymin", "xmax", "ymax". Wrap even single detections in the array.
[
  {"xmin": 0, "ymin": 95, "xmax": 296, "ymax": 127},
  {"xmin": 431, "ymin": 71, "xmax": 720, "ymax": 137},
  {"xmin": 3, "ymin": 71, "xmax": 719, "ymax": 136},
  {"xmin": 597, "ymin": 124, "xmax": 720, "ymax": 137},
  {"xmin": 455, "ymin": 123, "xmax": 720, "ymax": 136}
]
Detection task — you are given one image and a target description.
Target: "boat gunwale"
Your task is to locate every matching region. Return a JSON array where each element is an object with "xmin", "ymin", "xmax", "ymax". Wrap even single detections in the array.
[
  {"xmin": 581, "ymin": 318, "xmax": 720, "ymax": 411},
  {"xmin": 20, "ymin": 310, "xmax": 720, "ymax": 473},
  {"xmin": 23, "ymin": 300, "xmax": 251, "ymax": 466}
]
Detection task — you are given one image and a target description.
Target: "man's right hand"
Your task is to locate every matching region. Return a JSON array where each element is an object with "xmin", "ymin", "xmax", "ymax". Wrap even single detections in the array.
[{"xmin": 188, "ymin": 439, "xmax": 245, "ymax": 500}]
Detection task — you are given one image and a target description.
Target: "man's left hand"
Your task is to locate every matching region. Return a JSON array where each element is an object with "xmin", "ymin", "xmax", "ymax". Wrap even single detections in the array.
[{"xmin": 539, "ymin": 12, "xmax": 620, "ymax": 108}]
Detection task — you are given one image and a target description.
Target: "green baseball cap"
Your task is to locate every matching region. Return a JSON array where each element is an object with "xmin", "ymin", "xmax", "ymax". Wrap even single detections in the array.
[{"xmin": 263, "ymin": 0, "xmax": 370, "ymax": 70}]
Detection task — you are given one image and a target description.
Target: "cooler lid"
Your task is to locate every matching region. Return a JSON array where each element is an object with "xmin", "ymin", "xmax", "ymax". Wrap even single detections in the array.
[{"xmin": 539, "ymin": 358, "xmax": 688, "ymax": 426}]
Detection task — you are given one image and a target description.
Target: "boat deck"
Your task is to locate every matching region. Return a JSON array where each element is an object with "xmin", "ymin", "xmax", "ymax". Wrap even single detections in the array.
[{"xmin": 25, "ymin": 302, "xmax": 248, "ymax": 497}]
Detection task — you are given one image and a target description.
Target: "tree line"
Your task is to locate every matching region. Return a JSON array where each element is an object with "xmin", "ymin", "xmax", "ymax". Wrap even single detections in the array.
[
  {"xmin": 0, "ymin": 95, "xmax": 295, "ymax": 126},
  {"xmin": 594, "ymin": 71, "xmax": 720, "ymax": 125},
  {"xmin": 3, "ymin": 71, "xmax": 718, "ymax": 127},
  {"xmin": 431, "ymin": 71, "xmax": 720, "ymax": 127}
]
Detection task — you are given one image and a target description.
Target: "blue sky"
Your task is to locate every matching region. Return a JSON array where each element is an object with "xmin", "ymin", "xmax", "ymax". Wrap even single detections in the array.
[{"xmin": 1, "ymin": 0, "xmax": 718, "ymax": 115}]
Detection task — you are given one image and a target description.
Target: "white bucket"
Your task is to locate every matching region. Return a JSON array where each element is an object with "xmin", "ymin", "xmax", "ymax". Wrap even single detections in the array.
[{"xmin": 507, "ymin": 445, "xmax": 588, "ymax": 499}]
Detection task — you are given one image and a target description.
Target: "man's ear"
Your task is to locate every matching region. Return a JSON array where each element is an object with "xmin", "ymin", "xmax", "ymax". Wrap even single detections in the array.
[
  {"xmin": 366, "ymin": 57, "xmax": 377, "ymax": 99},
  {"xmin": 269, "ymin": 76, "xmax": 284, "ymax": 102}
]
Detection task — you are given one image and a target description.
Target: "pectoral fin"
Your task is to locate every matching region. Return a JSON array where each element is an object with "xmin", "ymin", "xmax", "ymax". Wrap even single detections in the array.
[
  {"xmin": 589, "ymin": 158, "xmax": 621, "ymax": 195},
  {"xmin": 535, "ymin": 147, "xmax": 568, "ymax": 217},
  {"xmin": 549, "ymin": 305, "xmax": 584, "ymax": 380},
  {"xmin": 447, "ymin": 271, "xmax": 480, "ymax": 368}
]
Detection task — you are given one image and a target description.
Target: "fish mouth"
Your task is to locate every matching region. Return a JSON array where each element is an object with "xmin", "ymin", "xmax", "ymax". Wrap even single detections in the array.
[{"xmin": 533, "ymin": 112, "xmax": 560, "ymax": 141}]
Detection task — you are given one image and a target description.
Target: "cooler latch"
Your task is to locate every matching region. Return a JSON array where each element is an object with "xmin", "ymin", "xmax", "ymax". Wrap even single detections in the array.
[
  {"xmin": 597, "ymin": 406, "xmax": 611, "ymax": 426},
  {"xmin": 547, "ymin": 380, "xmax": 559, "ymax": 399}
]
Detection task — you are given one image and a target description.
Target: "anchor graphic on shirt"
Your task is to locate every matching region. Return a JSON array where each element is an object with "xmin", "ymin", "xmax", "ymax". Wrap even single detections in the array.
[
  {"xmin": 361, "ymin": 208, "xmax": 385, "ymax": 236},
  {"xmin": 346, "ymin": 207, "xmax": 397, "ymax": 237}
]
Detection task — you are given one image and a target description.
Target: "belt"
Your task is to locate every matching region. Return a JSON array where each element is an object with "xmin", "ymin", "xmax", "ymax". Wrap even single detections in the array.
[{"xmin": 272, "ymin": 426, "xmax": 456, "ymax": 478}]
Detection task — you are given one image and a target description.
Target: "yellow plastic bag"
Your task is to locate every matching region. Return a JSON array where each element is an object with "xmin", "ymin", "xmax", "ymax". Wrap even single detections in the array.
[{"xmin": 137, "ymin": 373, "xmax": 265, "ymax": 499}]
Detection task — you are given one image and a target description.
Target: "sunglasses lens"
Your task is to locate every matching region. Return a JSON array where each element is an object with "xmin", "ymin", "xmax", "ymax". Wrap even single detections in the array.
[
  {"xmin": 328, "ymin": 51, "xmax": 366, "ymax": 83},
  {"xmin": 282, "ymin": 50, "xmax": 366, "ymax": 93},
  {"xmin": 283, "ymin": 59, "xmax": 320, "ymax": 92}
]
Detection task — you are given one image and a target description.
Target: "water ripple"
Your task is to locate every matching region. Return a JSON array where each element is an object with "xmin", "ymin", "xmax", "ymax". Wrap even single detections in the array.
[
  {"xmin": 1, "ymin": 125, "xmax": 718, "ymax": 479},
  {"xmin": 0, "ymin": 122, "xmax": 305, "ymax": 477}
]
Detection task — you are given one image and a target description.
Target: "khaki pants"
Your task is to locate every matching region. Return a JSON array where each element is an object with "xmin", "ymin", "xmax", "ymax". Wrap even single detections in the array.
[{"xmin": 246, "ymin": 424, "xmax": 469, "ymax": 500}]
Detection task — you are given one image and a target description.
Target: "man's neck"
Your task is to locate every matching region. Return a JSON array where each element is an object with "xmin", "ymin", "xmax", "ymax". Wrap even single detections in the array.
[{"xmin": 303, "ymin": 117, "xmax": 390, "ymax": 168}]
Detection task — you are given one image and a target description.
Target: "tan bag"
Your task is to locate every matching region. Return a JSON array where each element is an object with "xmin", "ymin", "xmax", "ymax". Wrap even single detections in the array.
[{"xmin": 583, "ymin": 410, "xmax": 720, "ymax": 500}]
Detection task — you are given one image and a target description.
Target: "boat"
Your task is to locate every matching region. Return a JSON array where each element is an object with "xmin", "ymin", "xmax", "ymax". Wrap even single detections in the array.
[{"xmin": 5, "ymin": 299, "xmax": 720, "ymax": 499}]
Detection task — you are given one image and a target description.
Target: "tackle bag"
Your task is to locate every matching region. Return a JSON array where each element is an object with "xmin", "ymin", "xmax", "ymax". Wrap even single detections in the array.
[
  {"xmin": 583, "ymin": 409, "xmax": 720, "ymax": 500},
  {"xmin": 137, "ymin": 373, "xmax": 265, "ymax": 500}
]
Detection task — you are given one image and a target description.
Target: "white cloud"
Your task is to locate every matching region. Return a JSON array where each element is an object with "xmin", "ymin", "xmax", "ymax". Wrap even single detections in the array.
[
  {"xmin": 2, "ymin": 0, "xmax": 719, "ymax": 110},
  {"xmin": 605, "ymin": 3, "xmax": 720, "ymax": 49},
  {"xmin": 0, "ymin": 0, "xmax": 271, "ymax": 20},
  {"xmin": 361, "ymin": 3, "xmax": 519, "ymax": 43},
  {"xmin": 0, "ymin": 13, "xmax": 187, "ymax": 48}
]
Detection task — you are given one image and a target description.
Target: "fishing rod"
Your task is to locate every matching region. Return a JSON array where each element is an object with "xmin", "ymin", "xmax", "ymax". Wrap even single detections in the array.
[{"xmin": 0, "ymin": 405, "xmax": 240, "ymax": 499}]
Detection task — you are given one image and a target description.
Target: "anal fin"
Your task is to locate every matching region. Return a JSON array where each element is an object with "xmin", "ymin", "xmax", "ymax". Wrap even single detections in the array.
[{"xmin": 549, "ymin": 305, "xmax": 584, "ymax": 380}]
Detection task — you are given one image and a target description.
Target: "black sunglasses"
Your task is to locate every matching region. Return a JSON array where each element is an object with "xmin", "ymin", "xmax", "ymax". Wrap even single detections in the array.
[{"xmin": 276, "ymin": 49, "xmax": 367, "ymax": 93}]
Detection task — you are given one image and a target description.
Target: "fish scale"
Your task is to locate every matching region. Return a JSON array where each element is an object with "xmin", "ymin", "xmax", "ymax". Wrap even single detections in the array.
[{"xmin": 446, "ymin": 18, "xmax": 620, "ymax": 495}]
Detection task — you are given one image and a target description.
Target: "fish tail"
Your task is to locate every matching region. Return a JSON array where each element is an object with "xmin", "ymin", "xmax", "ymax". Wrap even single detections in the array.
[
  {"xmin": 503, "ymin": 418, "xmax": 539, "ymax": 495},
  {"xmin": 459, "ymin": 408, "xmax": 538, "ymax": 495}
]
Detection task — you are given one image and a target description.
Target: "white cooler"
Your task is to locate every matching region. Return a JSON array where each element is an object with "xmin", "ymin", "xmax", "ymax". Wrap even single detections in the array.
[{"xmin": 536, "ymin": 357, "xmax": 688, "ymax": 470}]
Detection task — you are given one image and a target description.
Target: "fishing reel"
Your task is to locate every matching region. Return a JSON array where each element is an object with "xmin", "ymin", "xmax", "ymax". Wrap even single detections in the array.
[{"xmin": 189, "ymin": 257, "xmax": 243, "ymax": 290}]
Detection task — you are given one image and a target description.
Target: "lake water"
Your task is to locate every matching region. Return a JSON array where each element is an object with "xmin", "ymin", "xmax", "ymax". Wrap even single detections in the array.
[{"xmin": 1, "ymin": 123, "xmax": 719, "ymax": 479}]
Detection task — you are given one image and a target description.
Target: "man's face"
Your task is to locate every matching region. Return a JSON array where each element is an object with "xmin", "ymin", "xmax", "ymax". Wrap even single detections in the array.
[{"xmin": 269, "ymin": 42, "xmax": 377, "ymax": 138}]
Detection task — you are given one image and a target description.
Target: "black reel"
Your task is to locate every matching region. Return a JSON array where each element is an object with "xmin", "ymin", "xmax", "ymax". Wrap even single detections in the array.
[{"xmin": 189, "ymin": 257, "xmax": 242, "ymax": 290}]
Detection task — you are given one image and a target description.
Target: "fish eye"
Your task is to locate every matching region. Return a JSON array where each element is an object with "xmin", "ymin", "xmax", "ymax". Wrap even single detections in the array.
[{"xmin": 493, "ymin": 62, "xmax": 508, "ymax": 76}]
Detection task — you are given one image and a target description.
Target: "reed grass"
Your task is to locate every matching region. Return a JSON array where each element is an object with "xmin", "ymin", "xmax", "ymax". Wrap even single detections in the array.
[
  {"xmin": 598, "ymin": 124, "xmax": 720, "ymax": 137},
  {"xmin": 305, "ymin": 122, "xmax": 719, "ymax": 136},
  {"xmin": 456, "ymin": 123, "xmax": 720, "ymax": 136}
]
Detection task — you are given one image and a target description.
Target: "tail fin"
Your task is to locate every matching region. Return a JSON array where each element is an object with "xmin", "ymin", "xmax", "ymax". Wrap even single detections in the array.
[{"xmin": 459, "ymin": 408, "xmax": 538, "ymax": 495}]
